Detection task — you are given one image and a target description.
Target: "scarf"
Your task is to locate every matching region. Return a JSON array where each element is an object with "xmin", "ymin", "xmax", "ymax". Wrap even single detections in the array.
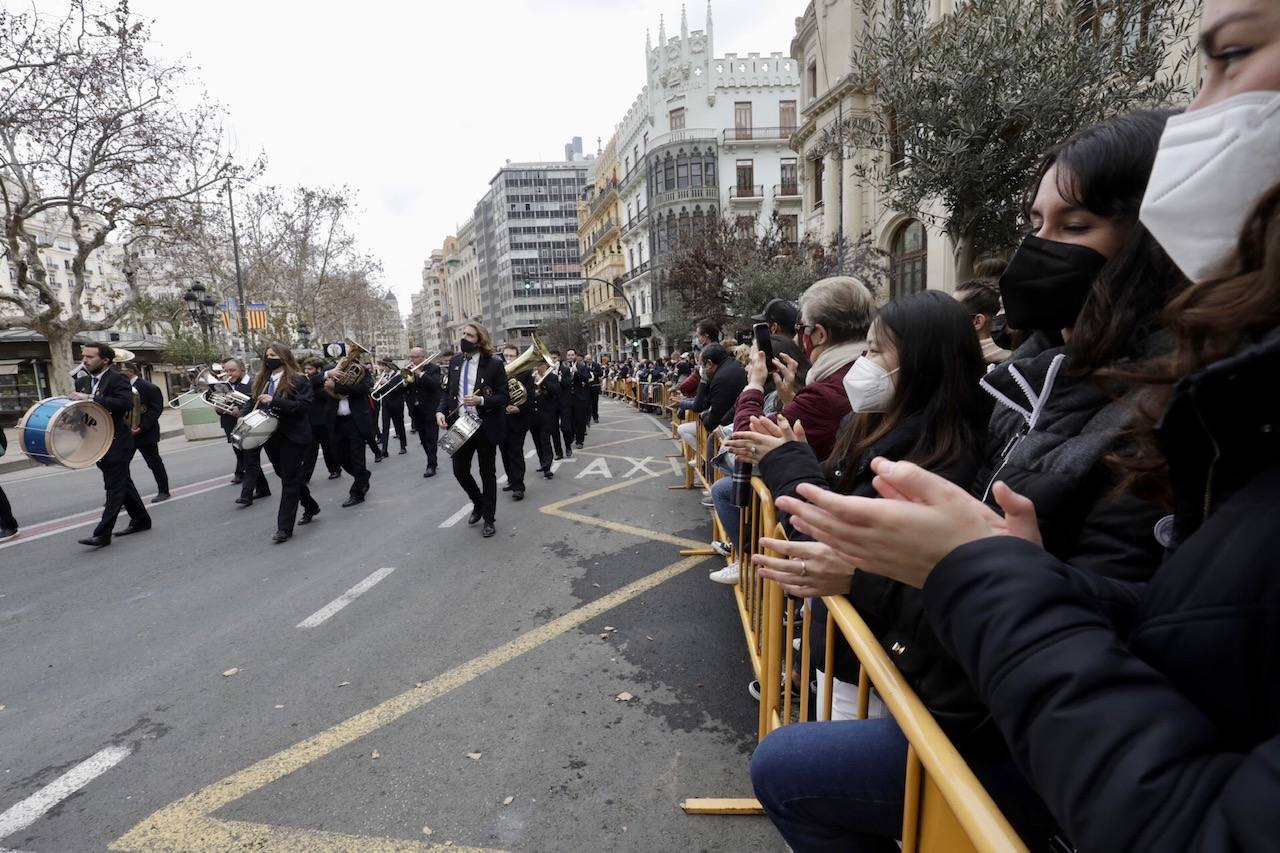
[{"xmin": 807, "ymin": 340, "xmax": 865, "ymax": 384}]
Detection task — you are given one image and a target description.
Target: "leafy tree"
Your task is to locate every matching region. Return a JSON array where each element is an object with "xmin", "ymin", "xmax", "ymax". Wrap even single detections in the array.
[
  {"xmin": 535, "ymin": 300, "xmax": 588, "ymax": 354},
  {"xmin": 825, "ymin": 0, "xmax": 1198, "ymax": 275},
  {"xmin": 161, "ymin": 329, "xmax": 222, "ymax": 369}
]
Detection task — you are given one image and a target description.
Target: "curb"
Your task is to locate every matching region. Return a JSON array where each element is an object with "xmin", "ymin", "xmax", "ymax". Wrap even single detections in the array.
[{"xmin": 0, "ymin": 426, "xmax": 195, "ymax": 475}]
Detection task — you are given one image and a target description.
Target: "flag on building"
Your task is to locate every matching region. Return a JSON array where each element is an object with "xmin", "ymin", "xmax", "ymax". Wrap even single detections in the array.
[{"xmin": 219, "ymin": 299, "xmax": 271, "ymax": 331}]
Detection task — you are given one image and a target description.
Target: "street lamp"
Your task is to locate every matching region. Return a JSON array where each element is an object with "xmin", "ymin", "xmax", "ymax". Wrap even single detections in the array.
[{"xmin": 183, "ymin": 282, "xmax": 217, "ymax": 343}]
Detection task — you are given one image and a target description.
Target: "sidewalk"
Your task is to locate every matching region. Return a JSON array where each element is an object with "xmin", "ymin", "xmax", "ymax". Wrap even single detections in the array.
[{"xmin": 1, "ymin": 407, "xmax": 194, "ymax": 474}]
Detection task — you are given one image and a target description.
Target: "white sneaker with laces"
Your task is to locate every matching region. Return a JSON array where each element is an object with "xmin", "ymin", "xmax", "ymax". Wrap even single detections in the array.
[{"xmin": 709, "ymin": 563, "xmax": 740, "ymax": 585}]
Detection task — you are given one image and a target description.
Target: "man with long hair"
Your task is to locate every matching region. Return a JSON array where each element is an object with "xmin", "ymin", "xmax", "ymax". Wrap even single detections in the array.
[{"xmin": 436, "ymin": 322, "xmax": 508, "ymax": 537}]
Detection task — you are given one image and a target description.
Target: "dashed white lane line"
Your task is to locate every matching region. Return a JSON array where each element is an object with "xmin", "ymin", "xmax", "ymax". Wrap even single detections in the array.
[
  {"xmin": 438, "ymin": 474, "xmax": 509, "ymax": 528},
  {"xmin": 0, "ymin": 745, "xmax": 132, "ymax": 842},
  {"xmin": 296, "ymin": 567, "xmax": 397, "ymax": 628}
]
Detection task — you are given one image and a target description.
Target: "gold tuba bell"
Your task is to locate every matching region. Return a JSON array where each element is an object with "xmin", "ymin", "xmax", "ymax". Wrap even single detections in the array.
[
  {"xmin": 504, "ymin": 333, "xmax": 555, "ymax": 408},
  {"xmin": 325, "ymin": 337, "xmax": 371, "ymax": 399}
]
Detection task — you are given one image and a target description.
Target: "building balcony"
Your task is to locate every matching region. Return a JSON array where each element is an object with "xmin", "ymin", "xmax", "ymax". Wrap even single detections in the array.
[
  {"xmin": 586, "ymin": 217, "xmax": 620, "ymax": 256},
  {"xmin": 620, "ymin": 162, "xmax": 647, "ymax": 194},
  {"xmin": 648, "ymin": 128, "xmax": 720, "ymax": 150},
  {"xmin": 585, "ymin": 180, "xmax": 620, "ymax": 222},
  {"xmin": 586, "ymin": 294, "xmax": 629, "ymax": 320},
  {"xmin": 774, "ymin": 183, "xmax": 801, "ymax": 199},
  {"xmin": 652, "ymin": 185, "xmax": 720, "ymax": 208},
  {"xmin": 728, "ymin": 184, "xmax": 765, "ymax": 202},
  {"xmin": 621, "ymin": 260, "xmax": 651, "ymax": 284},
  {"xmin": 621, "ymin": 208, "xmax": 649, "ymax": 239},
  {"xmin": 722, "ymin": 127, "xmax": 797, "ymax": 145}
]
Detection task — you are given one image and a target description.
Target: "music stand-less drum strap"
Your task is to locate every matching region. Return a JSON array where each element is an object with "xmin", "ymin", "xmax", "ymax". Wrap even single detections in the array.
[{"xmin": 17, "ymin": 397, "xmax": 115, "ymax": 469}]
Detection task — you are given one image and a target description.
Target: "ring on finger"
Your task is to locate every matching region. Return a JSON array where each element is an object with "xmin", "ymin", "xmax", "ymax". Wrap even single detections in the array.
[{"xmin": 799, "ymin": 559, "xmax": 807, "ymax": 577}]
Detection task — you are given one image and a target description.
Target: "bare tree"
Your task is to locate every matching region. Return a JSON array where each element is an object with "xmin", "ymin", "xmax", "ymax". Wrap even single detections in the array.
[{"xmin": 0, "ymin": 1, "xmax": 253, "ymax": 393}]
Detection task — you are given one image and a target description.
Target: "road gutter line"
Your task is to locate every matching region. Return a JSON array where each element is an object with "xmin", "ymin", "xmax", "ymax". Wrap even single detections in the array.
[
  {"xmin": 296, "ymin": 567, "xmax": 397, "ymax": 628},
  {"xmin": 0, "ymin": 745, "xmax": 132, "ymax": 842}
]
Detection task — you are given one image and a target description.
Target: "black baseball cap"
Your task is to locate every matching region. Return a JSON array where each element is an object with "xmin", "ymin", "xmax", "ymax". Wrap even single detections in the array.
[{"xmin": 752, "ymin": 298, "xmax": 799, "ymax": 329}]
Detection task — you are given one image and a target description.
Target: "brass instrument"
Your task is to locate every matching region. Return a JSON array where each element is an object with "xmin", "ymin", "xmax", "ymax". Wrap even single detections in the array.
[
  {"xmin": 325, "ymin": 337, "xmax": 371, "ymax": 399},
  {"xmin": 128, "ymin": 385, "xmax": 143, "ymax": 431},
  {"xmin": 371, "ymin": 362, "xmax": 411, "ymax": 402},
  {"xmin": 504, "ymin": 334, "xmax": 555, "ymax": 408}
]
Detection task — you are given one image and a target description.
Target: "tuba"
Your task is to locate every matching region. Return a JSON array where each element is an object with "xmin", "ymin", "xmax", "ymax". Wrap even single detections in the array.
[
  {"xmin": 325, "ymin": 337, "xmax": 371, "ymax": 399},
  {"xmin": 503, "ymin": 333, "xmax": 555, "ymax": 408}
]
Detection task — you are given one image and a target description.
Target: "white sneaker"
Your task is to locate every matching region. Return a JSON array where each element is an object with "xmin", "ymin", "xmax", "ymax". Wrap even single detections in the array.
[
  {"xmin": 711, "ymin": 540, "xmax": 732, "ymax": 557},
  {"xmin": 709, "ymin": 564, "xmax": 739, "ymax": 585}
]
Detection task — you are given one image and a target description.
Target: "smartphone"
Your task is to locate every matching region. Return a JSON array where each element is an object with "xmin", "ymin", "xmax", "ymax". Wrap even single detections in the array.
[{"xmin": 752, "ymin": 322, "xmax": 774, "ymax": 369}]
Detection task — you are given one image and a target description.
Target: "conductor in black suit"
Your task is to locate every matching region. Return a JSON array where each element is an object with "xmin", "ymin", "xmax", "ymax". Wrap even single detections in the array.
[
  {"xmin": 72, "ymin": 342, "xmax": 151, "ymax": 547},
  {"xmin": 324, "ymin": 354, "xmax": 375, "ymax": 506},
  {"xmin": 404, "ymin": 346, "xmax": 443, "ymax": 477},
  {"xmin": 436, "ymin": 322, "xmax": 508, "ymax": 538},
  {"xmin": 121, "ymin": 362, "xmax": 170, "ymax": 502}
]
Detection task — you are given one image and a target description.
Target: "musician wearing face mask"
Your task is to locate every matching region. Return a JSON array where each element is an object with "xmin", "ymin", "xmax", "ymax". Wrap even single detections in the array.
[
  {"xmin": 436, "ymin": 322, "xmax": 508, "ymax": 538},
  {"xmin": 121, "ymin": 362, "xmax": 170, "ymax": 503},
  {"xmin": 70, "ymin": 342, "xmax": 151, "ymax": 548},
  {"xmin": 219, "ymin": 357, "xmax": 256, "ymax": 487},
  {"xmin": 325, "ymin": 349, "xmax": 375, "ymax": 507}
]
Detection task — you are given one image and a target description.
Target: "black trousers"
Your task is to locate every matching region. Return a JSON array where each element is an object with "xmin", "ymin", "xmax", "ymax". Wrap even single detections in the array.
[
  {"xmin": 93, "ymin": 445, "xmax": 149, "ymax": 538},
  {"xmin": 589, "ymin": 388, "xmax": 600, "ymax": 421},
  {"xmin": 550, "ymin": 414, "xmax": 566, "ymax": 457},
  {"xmin": 500, "ymin": 417, "xmax": 528, "ymax": 492},
  {"xmin": 380, "ymin": 399, "xmax": 407, "ymax": 453},
  {"xmin": 451, "ymin": 431, "xmax": 498, "ymax": 523},
  {"xmin": 409, "ymin": 409, "xmax": 439, "ymax": 468},
  {"xmin": 263, "ymin": 436, "xmax": 318, "ymax": 534},
  {"xmin": 238, "ymin": 446, "xmax": 274, "ymax": 501},
  {"xmin": 225, "ymin": 427, "xmax": 245, "ymax": 478},
  {"xmin": 0, "ymin": 484, "xmax": 17, "ymax": 529},
  {"xmin": 333, "ymin": 416, "xmax": 372, "ymax": 498},
  {"xmin": 135, "ymin": 440, "xmax": 169, "ymax": 494},
  {"xmin": 559, "ymin": 407, "xmax": 574, "ymax": 454},
  {"xmin": 572, "ymin": 399, "xmax": 590, "ymax": 444},
  {"xmin": 530, "ymin": 416, "xmax": 554, "ymax": 472},
  {"xmin": 300, "ymin": 422, "xmax": 339, "ymax": 483}
]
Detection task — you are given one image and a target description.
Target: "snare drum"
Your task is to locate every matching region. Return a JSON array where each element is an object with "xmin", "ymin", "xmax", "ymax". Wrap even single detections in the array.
[
  {"xmin": 17, "ymin": 397, "xmax": 115, "ymax": 469},
  {"xmin": 438, "ymin": 411, "xmax": 481, "ymax": 457},
  {"xmin": 230, "ymin": 408, "xmax": 278, "ymax": 451}
]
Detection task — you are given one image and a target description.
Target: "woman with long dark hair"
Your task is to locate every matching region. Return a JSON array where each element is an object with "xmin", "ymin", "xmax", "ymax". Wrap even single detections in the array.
[{"xmin": 239, "ymin": 343, "xmax": 320, "ymax": 543}]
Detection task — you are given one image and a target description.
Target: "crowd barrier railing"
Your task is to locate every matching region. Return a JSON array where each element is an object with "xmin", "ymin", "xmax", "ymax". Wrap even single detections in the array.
[{"xmin": 679, "ymin": 473, "xmax": 1027, "ymax": 853}]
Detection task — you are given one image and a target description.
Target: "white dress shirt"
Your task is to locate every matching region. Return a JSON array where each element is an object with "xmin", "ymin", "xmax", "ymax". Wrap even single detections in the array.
[{"xmin": 457, "ymin": 354, "xmax": 479, "ymax": 415}]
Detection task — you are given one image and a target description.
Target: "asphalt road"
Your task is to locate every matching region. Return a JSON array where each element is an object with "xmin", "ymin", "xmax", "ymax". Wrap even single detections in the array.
[{"xmin": 0, "ymin": 400, "xmax": 778, "ymax": 852}]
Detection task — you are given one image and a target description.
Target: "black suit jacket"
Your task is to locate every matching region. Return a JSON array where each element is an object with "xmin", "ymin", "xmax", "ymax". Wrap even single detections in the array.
[
  {"xmin": 407, "ymin": 363, "xmax": 443, "ymax": 416},
  {"xmin": 307, "ymin": 372, "xmax": 333, "ymax": 426},
  {"xmin": 533, "ymin": 372, "xmax": 560, "ymax": 426},
  {"xmin": 220, "ymin": 377, "xmax": 254, "ymax": 434},
  {"xmin": 132, "ymin": 377, "xmax": 164, "ymax": 445},
  {"xmin": 76, "ymin": 368, "xmax": 135, "ymax": 451},
  {"xmin": 253, "ymin": 373, "xmax": 314, "ymax": 446},
  {"xmin": 506, "ymin": 370, "xmax": 535, "ymax": 428},
  {"xmin": 567, "ymin": 362, "xmax": 592, "ymax": 401},
  {"xmin": 325, "ymin": 372, "xmax": 376, "ymax": 439},
  {"xmin": 701, "ymin": 359, "xmax": 748, "ymax": 429},
  {"xmin": 440, "ymin": 353, "xmax": 508, "ymax": 446}
]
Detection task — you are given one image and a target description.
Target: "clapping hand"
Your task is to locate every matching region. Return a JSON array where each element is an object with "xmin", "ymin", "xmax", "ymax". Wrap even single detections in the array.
[{"xmin": 723, "ymin": 415, "xmax": 807, "ymax": 464}]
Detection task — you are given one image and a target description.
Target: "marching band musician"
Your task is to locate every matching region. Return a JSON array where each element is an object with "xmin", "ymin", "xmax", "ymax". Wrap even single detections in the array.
[
  {"xmin": 236, "ymin": 344, "xmax": 321, "ymax": 543},
  {"xmin": 436, "ymin": 322, "xmax": 507, "ymax": 538},
  {"xmin": 121, "ymin": 362, "xmax": 170, "ymax": 503},
  {"xmin": 404, "ymin": 346, "xmax": 444, "ymax": 478},
  {"xmin": 498, "ymin": 343, "xmax": 533, "ymax": 502},
  {"xmin": 325, "ymin": 350, "xmax": 375, "ymax": 506},
  {"xmin": 551, "ymin": 349, "xmax": 573, "ymax": 459},
  {"xmin": 219, "ymin": 357, "xmax": 262, "ymax": 492},
  {"xmin": 377, "ymin": 360, "xmax": 409, "ymax": 458},
  {"xmin": 566, "ymin": 349, "xmax": 592, "ymax": 449},
  {"xmin": 585, "ymin": 353, "xmax": 603, "ymax": 424},
  {"xmin": 71, "ymin": 342, "xmax": 151, "ymax": 548},
  {"xmin": 529, "ymin": 361, "xmax": 557, "ymax": 480},
  {"xmin": 0, "ymin": 429, "xmax": 18, "ymax": 540},
  {"xmin": 300, "ymin": 357, "xmax": 342, "ymax": 482}
]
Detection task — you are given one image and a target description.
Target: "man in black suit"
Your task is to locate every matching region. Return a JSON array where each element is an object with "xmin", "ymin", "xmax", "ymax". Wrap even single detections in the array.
[
  {"xmin": 121, "ymin": 363, "xmax": 170, "ymax": 502},
  {"xmin": 219, "ymin": 357, "xmax": 267, "ymax": 496},
  {"xmin": 72, "ymin": 343, "xmax": 151, "ymax": 547},
  {"xmin": 566, "ymin": 349, "xmax": 592, "ymax": 448},
  {"xmin": 498, "ymin": 343, "xmax": 533, "ymax": 501},
  {"xmin": 324, "ymin": 360, "xmax": 375, "ymax": 506},
  {"xmin": 528, "ymin": 362, "xmax": 557, "ymax": 479},
  {"xmin": 436, "ymin": 322, "xmax": 508, "ymax": 538},
  {"xmin": 0, "ymin": 429, "xmax": 18, "ymax": 539},
  {"xmin": 404, "ymin": 346, "xmax": 443, "ymax": 477},
  {"xmin": 585, "ymin": 353, "xmax": 603, "ymax": 423},
  {"xmin": 376, "ymin": 361, "xmax": 409, "ymax": 457},
  {"xmin": 300, "ymin": 357, "xmax": 340, "ymax": 483},
  {"xmin": 553, "ymin": 349, "xmax": 575, "ymax": 458}
]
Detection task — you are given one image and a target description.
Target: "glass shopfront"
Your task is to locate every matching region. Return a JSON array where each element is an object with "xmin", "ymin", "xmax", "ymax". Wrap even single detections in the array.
[{"xmin": 0, "ymin": 359, "xmax": 49, "ymax": 426}]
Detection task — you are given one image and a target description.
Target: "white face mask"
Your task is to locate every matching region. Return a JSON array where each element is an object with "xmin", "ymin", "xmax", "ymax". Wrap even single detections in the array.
[
  {"xmin": 1140, "ymin": 91, "xmax": 1280, "ymax": 283},
  {"xmin": 843, "ymin": 357, "xmax": 899, "ymax": 413}
]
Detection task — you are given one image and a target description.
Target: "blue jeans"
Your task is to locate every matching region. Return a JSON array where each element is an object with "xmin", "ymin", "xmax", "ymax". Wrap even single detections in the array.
[
  {"xmin": 711, "ymin": 475, "xmax": 739, "ymax": 546},
  {"xmin": 751, "ymin": 718, "xmax": 1058, "ymax": 852}
]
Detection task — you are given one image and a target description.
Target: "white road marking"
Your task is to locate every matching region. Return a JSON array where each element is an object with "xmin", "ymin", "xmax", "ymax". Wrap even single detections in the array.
[
  {"xmin": 620, "ymin": 456, "xmax": 663, "ymax": 477},
  {"xmin": 438, "ymin": 474, "xmax": 508, "ymax": 528},
  {"xmin": 669, "ymin": 457, "xmax": 685, "ymax": 477},
  {"xmin": 297, "ymin": 567, "xmax": 397, "ymax": 628},
  {"xmin": 575, "ymin": 458, "xmax": 613, "ymax": 479},
  {"xmin": 0, "ymin": 745, "xmax": 132, "ymax": 841},
  {"xmin": 549, "ymin": 457, "xmax": 577, "ymax": 475},
  {"xmin": 524, "ymin": 449, "xmax": 536, "ymax": 458}
]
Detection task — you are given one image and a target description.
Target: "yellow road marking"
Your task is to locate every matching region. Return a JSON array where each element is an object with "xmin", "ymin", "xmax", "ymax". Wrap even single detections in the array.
[{"xmin": 112, "ymin": 452, "xmax": 710, "ymax": 853}]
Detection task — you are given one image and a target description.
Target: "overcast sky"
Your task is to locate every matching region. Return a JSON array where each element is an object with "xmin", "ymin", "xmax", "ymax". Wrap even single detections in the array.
[{"xmin": 76, "ymin": 0, "xmax": 803, "ymax": 317}]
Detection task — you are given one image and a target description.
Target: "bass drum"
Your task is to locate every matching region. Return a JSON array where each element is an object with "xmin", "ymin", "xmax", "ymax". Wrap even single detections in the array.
[
  {"xmin": 230, "ymin": 408, "xmax": 278, "ymax": 451},
  {"xmin": 17, "ymin": 397, "xmax": 115, "ymax": 469}
]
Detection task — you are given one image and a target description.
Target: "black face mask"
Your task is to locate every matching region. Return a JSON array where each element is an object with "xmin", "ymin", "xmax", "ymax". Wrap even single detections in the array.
[
  {"xmin": 264, "ymin": 357, "xmax": 283, "ymax": 371},
  {"xmin": 459, "ymin": 338, "xmax": 478, "ymax": 354},
  {"xmin": 989, "ymin": 314, "xmax": 1013, "ymax": 351},
  {"xmin": 999, "ymin": 235, "xmax": 1107, "ymax": 332}
]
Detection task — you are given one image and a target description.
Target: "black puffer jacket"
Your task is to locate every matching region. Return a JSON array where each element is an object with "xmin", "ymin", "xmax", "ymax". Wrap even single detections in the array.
[
  {"xmin": 975, "ymin": 334, "xmax": 1166, "ymax": 580},
  {"xmin": 759, "ymin": 416, "xmax": 990, "ymax": 734},
  {"xmin": 925, "ymin": 327, "xmax": 1280, "ymax": 851}
]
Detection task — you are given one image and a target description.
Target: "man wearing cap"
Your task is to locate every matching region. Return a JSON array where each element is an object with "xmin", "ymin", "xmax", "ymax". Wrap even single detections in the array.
[{"xmin": 753, "ymin": 298, "xmax": 800, "ymax": 338}]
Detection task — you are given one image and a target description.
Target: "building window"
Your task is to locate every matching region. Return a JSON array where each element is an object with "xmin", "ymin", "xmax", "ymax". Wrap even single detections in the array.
[
  {"xmin": 811, "ymin": 157, "xmax": 825, "ymax": 207},
  {"xmin": 669, "ymin": 108, "xmax": 685, "ymax": 131},
  {"xmin": 780, "ymin": 100, "xmax": 797, "ymax": 133},
  {"xmin": 734, "ymin": 102, "xmax": 753, "ymax": 140},
  {"xmin": 807, "ymin": 61, "xmax": 818, "ymax": 103},
  {"xmin": 736, "ymin": 216, "xmax": 756, "ymax": 239},
  {"xmin": 890, "ymin": 220, "xmax": 928, "ymax": 298},
  {"xmin": 779, "ymin": 215, "xmax": 799, "ymax": 245},
  {"xmin": 690, "ymin": 159, "xmax": 703, "ymax": 187},
  {"xmin": 780, "ymin": 158, "xmax": 798, "ymax": 194},
  {"xmin": 736, "ymin": 159, "xmax": 754, "ymax": 191}
]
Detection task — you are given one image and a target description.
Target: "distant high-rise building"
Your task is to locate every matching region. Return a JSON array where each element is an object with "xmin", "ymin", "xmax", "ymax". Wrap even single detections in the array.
[{"xmin": 564, "ymin": 136, "xmax": 584, "ymax": 162}]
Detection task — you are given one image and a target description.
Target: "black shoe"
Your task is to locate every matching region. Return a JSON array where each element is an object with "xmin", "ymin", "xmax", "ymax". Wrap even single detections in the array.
[
  {"xmin": 299, "ymin": 506, "xmax": 320, "ymax": 525},
  {"xmin": 482, "ymin": 522, "xmax": 496, "ymax": 538},
  {"xmin": 342, "ymin": 496, "xmax": 364, "ymax": 508},
  {"xmin": 467, "ymin": 509, "xmax": 482, "ymax": 526},
  {"xmin": 543, "ymin": 471, "xmax": 554, "ymax": 479},
  {"xmin": 554, "ymin": 453, "xmax": 564, "ymax": 460},
  {"xmin": 235, "ymin": 497, "xmax": 253, "ymax": 507},
  {"xmin": 502, "ymin": 484, "xmax": 513, "ymax": 492},
  {"xmin": 593, "ymin": 418, "xmax": 599, "ymax": 423},
  {"xmin": 78, "ymin": 535, "xmax": 110, "ymax": 548},
  {"xmin": 230, "ymin": 476, "xmax": 243, "ymax": 485},
  {"xmin": 512, "ymin": 490, "xmax": 524, "ymax": 501},
  {"xmin": 565, "ymin": 448, "xmax": 573, "ymax": 457},
  {"xmin": 374, "ymin": 453, "xmax": 384, "ymax": 463},
  {"xmin": 255, "ymin": 491, "xmax": 272, "ymax": 499},
  {"xmin": 115, "ymin": 523, "xmax": 151, "ymax": 537},
  {"xmin": 575, "ymin": 442, "xmax": 584, "ymax": 449},
  {"xmin": 0, "ymin": 527, "xmax": 17, "ymax": 540},
  {"xmin": 398, "ymin": 447, "xmax": 407, "ymax": 455},
  {"xmin": 328, "ymin": 470, "xmax": 341, "ymax": 479},
  {"xmin": 150, "ymin": 492, "xmax": 170, "ymax": 504},
  {"xmin": 272, "ymin": 530, "xmax": 291, "ymax": 543},
  {"xmin": 424, "ymin": 466, "xmax": 436, "ymax": 478}
]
